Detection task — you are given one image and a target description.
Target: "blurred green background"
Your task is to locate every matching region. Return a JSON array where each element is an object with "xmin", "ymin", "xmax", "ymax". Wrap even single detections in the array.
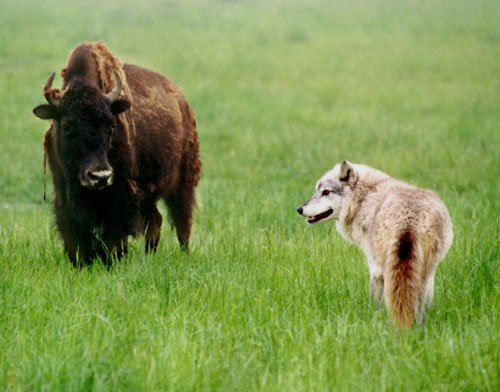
[{"xmin": 1, "ymin": 1, "xmax": 499, "ymax": 390}]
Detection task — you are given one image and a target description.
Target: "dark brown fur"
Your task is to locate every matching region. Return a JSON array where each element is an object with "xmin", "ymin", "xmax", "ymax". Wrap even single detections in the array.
[{"xmin": 35, "ymin": 42, "xmax": 201, "ymax": 265}]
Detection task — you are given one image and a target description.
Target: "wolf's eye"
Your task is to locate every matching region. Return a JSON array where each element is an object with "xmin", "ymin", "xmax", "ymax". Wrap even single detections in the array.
[{"xmin": 322, "ymin": 190, "xmax": 331, "ymax": 196}]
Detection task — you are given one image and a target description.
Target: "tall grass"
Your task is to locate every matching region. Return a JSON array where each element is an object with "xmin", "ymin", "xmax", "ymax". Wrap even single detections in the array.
[{"xmin": 1, "ymin": 0, "xmax": 499, "ymax": 390}]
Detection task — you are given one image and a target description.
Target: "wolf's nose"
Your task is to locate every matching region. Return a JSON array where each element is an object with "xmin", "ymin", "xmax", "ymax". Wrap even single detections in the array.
[{"xmin": 297, "ymin": 206, "xmax": 303, "ymax": 215}]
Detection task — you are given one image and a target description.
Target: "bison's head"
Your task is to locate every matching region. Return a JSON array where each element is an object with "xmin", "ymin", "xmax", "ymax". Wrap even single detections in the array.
[{"xmin": 33, "ymin": 71, "xmax": 131, "ymax": 190}]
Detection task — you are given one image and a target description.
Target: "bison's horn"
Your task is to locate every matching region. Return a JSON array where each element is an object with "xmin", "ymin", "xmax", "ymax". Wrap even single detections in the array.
[
  {"xmin": 43, "ymin": 72, "xmax": 61, "ymax": 106},
  {"xmin": 105, "ymin": 70, "xmax": 122, "ymax": 103}
]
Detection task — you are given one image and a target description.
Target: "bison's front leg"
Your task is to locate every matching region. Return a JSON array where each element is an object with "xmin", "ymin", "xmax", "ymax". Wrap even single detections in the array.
[
  {"xmin": 65, "ymin": 229, "xmax": 129, "ymax": 266},
  {"xmin": 65, "ymin": 240, "xmax": 94, "ymax": 267},
  {"xmin": 98, "ymin": 239, "xmax": 128, "ymax": 265},
  {"xmin": 59, "ymin": 223, "xmax": 95, "ymax": 267},
  {"xmin": 98, "ymin": 225, "xmax": 131, "ymax": 264}
]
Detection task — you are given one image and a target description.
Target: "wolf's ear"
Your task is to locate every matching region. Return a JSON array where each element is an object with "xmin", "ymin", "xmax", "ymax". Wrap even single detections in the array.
[{"xmin": 339, "ymin": 160, "xmax": 358, "ymax": 186}]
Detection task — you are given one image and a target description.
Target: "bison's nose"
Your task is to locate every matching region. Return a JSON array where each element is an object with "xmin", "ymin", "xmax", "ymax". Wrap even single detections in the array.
[
  {"xmin": 85, "ymin": 169, "xmax": 113, "ymax": 189},
  {"xmin": 297, "ymin": 206, "xmax": 303, "ymax": 215}
]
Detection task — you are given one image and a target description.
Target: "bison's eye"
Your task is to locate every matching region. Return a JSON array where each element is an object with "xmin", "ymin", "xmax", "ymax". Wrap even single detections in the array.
[
  {"xmin": 62, "ymin": 125, "xmax": 76, "ymax": 137},
  {"xmin": 321, "ymin": 190, "xmax": 331, "ymax": 196}
]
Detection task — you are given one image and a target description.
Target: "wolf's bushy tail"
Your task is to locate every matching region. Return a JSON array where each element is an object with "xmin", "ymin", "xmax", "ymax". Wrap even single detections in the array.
[{"xmin": 385, "ymin": 230, "xmax": 423, "ymax": 330}]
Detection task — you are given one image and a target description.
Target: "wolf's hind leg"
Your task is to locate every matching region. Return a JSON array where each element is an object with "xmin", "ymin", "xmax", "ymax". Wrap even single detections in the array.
[
  {"xmin": 424, "ymin": 272, "xmax": 435, "ymax": 308},
  {"xmin": 369, "ymin": 274, "xmax": 384, "ymax": 307},
  {"xmin": 417, "ymin": 272, "xmax": 436, "ymax": 326}
]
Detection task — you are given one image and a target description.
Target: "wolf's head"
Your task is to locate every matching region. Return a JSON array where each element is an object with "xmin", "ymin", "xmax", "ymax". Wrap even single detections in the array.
[{"xmin": 297, "ymin": 160, "xmax": 358, "ymax": 224}]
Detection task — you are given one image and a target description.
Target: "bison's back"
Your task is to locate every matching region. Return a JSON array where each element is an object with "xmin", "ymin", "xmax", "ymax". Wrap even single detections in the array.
[{"xmin": 123, "ymin": 64, "xmax": 198, "ymax": 192}]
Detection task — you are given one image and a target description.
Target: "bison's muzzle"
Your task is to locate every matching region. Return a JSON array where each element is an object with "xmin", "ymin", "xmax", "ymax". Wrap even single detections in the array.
[{"xmin": 80, "ymin": 167, "xmax": 114, "ymax": 189}]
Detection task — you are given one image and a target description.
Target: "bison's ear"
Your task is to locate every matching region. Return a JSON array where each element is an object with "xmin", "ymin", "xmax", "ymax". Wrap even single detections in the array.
[
  {"xmin": 339, "ymin": 160, "xmax": 358, "ymax": 186},
  {"xmin": 33, "ymin": 104, "xmax": 59, "ymax": 120},
  {"xmin": 110, "ymin": 99, "xmax": 131, "ymax": 116}
]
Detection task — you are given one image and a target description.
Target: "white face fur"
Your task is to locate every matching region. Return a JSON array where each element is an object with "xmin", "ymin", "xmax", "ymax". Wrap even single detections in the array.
[{"xmin": 297, "ymin": 164, "xmax": 346, "ymax": 224}]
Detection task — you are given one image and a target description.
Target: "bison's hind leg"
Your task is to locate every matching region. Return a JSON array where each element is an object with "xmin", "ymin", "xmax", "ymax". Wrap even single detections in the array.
[
  {"xmin": 165, "ymin": 185, "xmax": 195, "ymax": 251},
  {"xmin": 144, "ymin": 204, "xmax": 163, "ymax": 253}
]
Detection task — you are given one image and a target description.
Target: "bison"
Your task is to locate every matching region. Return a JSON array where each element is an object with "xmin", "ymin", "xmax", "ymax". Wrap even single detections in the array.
[{"xmin": 33, "ymin": 42, "xmax": 201, "ymax": 265}]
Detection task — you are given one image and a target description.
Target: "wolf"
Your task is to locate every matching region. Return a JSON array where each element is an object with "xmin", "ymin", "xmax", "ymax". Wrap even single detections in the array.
[{"xmin": 297, "ymin": 160, "xmax": 453, "ymax": 329}]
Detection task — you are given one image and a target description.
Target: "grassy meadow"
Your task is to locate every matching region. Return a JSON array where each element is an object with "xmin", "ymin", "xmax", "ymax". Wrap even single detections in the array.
[{"xmin": 1, "ymin": 0, "xmax": 499, "ymax": 390}]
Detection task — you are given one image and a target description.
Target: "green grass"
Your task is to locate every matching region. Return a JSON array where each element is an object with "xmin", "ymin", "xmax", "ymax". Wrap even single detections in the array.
[{"xmin": 1, "ymin": 0, "xmax": 499, "ymax": 390}]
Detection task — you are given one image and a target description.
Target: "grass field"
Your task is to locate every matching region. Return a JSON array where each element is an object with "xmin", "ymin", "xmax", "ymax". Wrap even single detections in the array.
[{"xmin": 1, "ymin": 0, "xmax": 499, "ymax": 390}]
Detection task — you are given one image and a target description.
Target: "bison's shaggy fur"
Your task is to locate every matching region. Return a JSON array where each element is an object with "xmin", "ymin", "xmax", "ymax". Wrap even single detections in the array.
[{"xmin": 34, "ymin": 42, "xmax": 201, "ymax": 265}]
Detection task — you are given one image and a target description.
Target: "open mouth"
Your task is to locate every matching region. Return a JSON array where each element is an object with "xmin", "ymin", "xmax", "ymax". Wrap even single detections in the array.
[{"xmin": 307, "ymin": 209, "xmax": 333, "ymax": 224}]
